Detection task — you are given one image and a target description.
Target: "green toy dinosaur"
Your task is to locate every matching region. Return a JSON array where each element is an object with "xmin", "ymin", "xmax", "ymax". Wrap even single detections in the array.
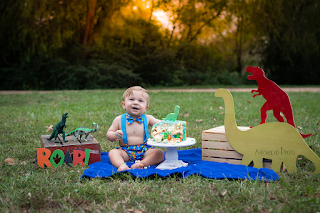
[
  {"xmin": 47, "ymin": 113, "xmax": 69, "ymax": 143},
  {"xmin": 163, "ymin": 105, "xmax": 180, "ymax": 121},
  {"xmin": 66, "ymin": 122, "xmax": 99, "ymax": 142}
]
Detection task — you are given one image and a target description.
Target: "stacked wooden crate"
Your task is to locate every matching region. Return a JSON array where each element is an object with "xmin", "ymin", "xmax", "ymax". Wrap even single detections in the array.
[{"xmin": 202, "ymin": 125, "xmax": 272, "ymax": 169}]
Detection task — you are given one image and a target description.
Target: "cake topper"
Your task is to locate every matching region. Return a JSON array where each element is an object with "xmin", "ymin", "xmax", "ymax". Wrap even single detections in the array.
[
  {"xmin": 246, "ymin": 66, "xmax": 311, "ymax": 138},
  {"xmin": 47, "ymin": 113, "xmax": 69, "ymax": 143},
  {"xmin": 215, "ymin": 88, "xmax": 320, "ymax": 173},
  {"xmin": 163, "ymin": 105, "xmax": 180, "ymax": 121},
  {"xmin": 66, "ymin": 122, "xmax": 99, "ymax": 141}
]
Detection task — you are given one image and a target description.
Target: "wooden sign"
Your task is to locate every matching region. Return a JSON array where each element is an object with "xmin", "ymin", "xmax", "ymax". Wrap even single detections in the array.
[
  {"xmin": 246, "ymin": 66, "xmax": 311, "ymax": 138},
  {"xmin": 40, "ymin": 135, "xmax": 101, "ymax": 165},
  {"xmin": 215, "ymin": 88, "xmax": 320, "ymax": 173},
  {"xmin": 37, "ymin": 148, "xmax": 90, "ymax": 168}
]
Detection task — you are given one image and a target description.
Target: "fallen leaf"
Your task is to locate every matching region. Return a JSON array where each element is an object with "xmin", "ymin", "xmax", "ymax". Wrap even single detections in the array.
[
  {"xmin": 183, "ymin": 112, "xmax": 189, "ymax": 117},
  {"xmin": 20, "ymin": 161, "xmax": 27, "ymax": 165},
  {"xmin": 221, "ymin": 190, "xmax": 227, "ymax": 196},
  {"xmin": 112, "ymin": 203, "xmax": 118, "ymax": 210},
  {"xmin": 196, "ymin": 119, "xmax": 203, "ymax": 123},
  {"xmin": 261, "ymin": 208, "xmax": 270, "ymax": 213},
  {"xmin": 297, "ymin": 126, "xmax": 302, "ymax": 129},
  {"xmin": 212, "ymin": 101, "xmax": 216, "ymax": 104},
  {"xmin": 219, "ymin": 106, "xmax": 224, "ymax": 110},
  {"xmin": 315, "ymin": 192, "xmax": 319, "ymax": 198},
  {"xmin": 45, "ymin": 125, "xmax": 53, "ymax": 132},
  {"xmin": 5, "ymin": 158, "xmax": 18, "ymax": 165},
  {"xmin": 269, "ymin": 196, "xmax": 276, "ymax": 200}
]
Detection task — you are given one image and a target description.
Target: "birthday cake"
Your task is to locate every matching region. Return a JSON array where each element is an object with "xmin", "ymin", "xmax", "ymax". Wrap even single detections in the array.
[{"xmin": 151, "ymin": 121, "xmax": 186, "ymax": 144}]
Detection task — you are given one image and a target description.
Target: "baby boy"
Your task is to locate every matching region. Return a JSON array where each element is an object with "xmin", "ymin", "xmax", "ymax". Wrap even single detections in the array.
[{"xmin": 107, "ymin": 86, "xmax": 164, "ymax": 171}]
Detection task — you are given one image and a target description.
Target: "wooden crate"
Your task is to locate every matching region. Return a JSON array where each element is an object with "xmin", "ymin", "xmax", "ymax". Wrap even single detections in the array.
[
  {"xmin": 202, "ymin": 125, "xmax": 272, "ymax": 169},
  {"xmin": 40, "ymin": 134, "xmax": 101, "ymax": 165}
]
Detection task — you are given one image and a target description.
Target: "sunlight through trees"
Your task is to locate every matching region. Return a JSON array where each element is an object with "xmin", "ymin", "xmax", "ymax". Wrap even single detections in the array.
[{"xmin": 0, "ymin": 0, "xmax": 319, "ymax": 89}]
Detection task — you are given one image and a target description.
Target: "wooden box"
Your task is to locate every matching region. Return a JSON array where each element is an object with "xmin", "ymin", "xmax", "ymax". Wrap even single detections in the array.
[
  {"xmin": 202, "ymin": 126, "xmax": 271, "ymax": 169},
  {"xmin": 40, "ymin": 134, "xmax": 101, "ymax": 165}
]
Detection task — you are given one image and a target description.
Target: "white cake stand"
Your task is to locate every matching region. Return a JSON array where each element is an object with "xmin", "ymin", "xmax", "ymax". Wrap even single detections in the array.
[{"xmin": 147, "ymin": 137, "xmax": 196, "ymax": 170}]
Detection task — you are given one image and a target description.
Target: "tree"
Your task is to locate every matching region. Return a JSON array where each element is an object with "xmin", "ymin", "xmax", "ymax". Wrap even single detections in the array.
[
  {"xmin": 83, "ymin": 0, "xmax": 97, "ymax": 46},
  {"xmin": 250, "ymin": 0, "xmax": 320, "ymax": 84}
]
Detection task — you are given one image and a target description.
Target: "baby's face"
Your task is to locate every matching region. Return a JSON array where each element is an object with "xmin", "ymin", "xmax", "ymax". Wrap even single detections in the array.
[{"xmin": 122, "ymin": 90, "xmax": 149, "ymax": 117}]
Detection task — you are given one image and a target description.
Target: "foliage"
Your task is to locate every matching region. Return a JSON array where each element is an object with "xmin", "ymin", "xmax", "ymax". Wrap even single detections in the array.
[
  {"xmin": 250, "ymin": 0, "xmax": 320, "ymax": 84},
  {"xmin": 0, "ymin": 90, "xmax": 319, "ymax": 212},
  {"xmin": 0, "ymin": 0, "xmax": 319, "ymax": 90}
]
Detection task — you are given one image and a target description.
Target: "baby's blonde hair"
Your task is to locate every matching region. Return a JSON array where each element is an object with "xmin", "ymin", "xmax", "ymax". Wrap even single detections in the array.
[{"xmin": 123, "ymin": 86, "xmax": 150, "ymax": 105}]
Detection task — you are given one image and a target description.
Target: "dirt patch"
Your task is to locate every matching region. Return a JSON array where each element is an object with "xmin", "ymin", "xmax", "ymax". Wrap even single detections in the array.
[
  {"xmin": 1, "ymin": 87, "xmax": 320, "ymax": 94},
  {"xmin": 148, "ymin": 87, "xmax": 320, "ymax": 93}
]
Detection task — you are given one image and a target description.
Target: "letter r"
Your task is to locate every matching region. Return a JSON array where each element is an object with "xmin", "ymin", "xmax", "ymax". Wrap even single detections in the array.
[
  {"xmin": 37, "ymin": 148, "xmax": 53, "ymax": 169},
  {"xmin": 73, "ymin": 150, "xmax": 86, "ymax": 167}
]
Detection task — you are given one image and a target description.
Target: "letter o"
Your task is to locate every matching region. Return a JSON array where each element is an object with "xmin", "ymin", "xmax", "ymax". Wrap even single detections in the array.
[{"xmin": 50, "ymin": 149, "xmax": 65, "ymax": 168}]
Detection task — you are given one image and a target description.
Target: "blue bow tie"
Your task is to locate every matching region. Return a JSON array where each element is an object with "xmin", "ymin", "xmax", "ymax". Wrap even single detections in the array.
[{"xmin": 126, "ymin": 113, "xmax": 143, "ymax": 124}]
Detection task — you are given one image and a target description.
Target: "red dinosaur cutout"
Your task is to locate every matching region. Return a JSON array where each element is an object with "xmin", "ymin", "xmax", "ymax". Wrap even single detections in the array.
[{"xmin": 246, "ymin": 66, "xmax": 312, "ymax": 138}]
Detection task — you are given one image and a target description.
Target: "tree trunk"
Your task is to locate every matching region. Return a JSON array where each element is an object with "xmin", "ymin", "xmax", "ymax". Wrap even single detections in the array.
[
  {"xmin": 235, "ymin": 14, "xmax": 243, "ymax": 75},
  {"xmin": 83, "ymin": 0, "xmax": 97, "ymax": 46}
]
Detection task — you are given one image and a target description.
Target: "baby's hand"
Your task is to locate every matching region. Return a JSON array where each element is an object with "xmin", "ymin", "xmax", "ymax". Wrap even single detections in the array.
[{"xmin": 115, "ymin": 130, "xmax": 123, "ymax": 140}]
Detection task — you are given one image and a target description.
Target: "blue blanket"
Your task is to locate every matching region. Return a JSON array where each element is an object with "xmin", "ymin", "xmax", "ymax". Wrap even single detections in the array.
[{"xmin": 81, "ymin": 148, "xmax": 279, "ymax": 181}]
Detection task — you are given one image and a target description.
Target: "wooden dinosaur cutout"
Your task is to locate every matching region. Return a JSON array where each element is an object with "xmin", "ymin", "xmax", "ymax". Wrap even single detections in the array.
[
  {"xmin": 246, "ymin": 66, "xmax": 312, "ymax": 138},
  {"xmin": 163, "ymin": 105, "xmax": 180, "ymax": 121},
  {"xmin": 215, "ymin": 88, "xmax": 320, "ymax": 173}
]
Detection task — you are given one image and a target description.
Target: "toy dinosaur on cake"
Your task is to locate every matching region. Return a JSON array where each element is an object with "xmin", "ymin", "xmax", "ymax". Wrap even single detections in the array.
[{"xmin": 151, "ymin": 105, "xmax": 187, "ymax": 144}]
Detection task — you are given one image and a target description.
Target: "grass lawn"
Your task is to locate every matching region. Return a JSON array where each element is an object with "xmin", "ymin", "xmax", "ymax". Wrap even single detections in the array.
[{"xmin": 0, "ymin": 89, "xmax": 320, "ymax": 212}]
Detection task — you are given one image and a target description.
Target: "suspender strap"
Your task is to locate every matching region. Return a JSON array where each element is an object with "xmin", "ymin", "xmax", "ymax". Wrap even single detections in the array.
[
  {"xmin": 121, "ymin": 114, "xmax": 149, "ymax": 144},
  {"xmin": 142, "ymin": 114, "xmax": 149, "ymax": 142},
  {"xmin": 121, "ymin": 114, "xmax": 128, "ymax": 144}
]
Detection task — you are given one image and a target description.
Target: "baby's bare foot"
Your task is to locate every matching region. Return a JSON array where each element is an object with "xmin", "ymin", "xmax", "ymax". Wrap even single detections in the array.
[
  {"xmin": 131, "ymin": 162, "xmax": 144, "ymax": 169},
  {"xmin": 118, "ymin": 163, "xmax": 130, "ymax": 172}
]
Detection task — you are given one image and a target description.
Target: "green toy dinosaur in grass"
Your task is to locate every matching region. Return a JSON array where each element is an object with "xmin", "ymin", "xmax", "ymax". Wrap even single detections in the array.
[
  {"xmin": 47, "ymin": 113, "xmax": 69, "ymax": 143},
  {"xmin": 66, "ymin": 122, "xmax": 99, "ymax": 141}
]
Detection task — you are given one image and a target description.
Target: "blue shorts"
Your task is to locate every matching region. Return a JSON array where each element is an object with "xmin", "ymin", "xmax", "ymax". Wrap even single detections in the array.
[{"xmin": 117, "ymin": 144, "xmax": 152, "ymax": 161}]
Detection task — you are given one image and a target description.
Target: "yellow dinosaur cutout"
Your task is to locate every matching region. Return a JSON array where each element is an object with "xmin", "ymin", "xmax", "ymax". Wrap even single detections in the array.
[{"xmin": 215, "ymin": 88, "xmax": 320, "ymax": 173}]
